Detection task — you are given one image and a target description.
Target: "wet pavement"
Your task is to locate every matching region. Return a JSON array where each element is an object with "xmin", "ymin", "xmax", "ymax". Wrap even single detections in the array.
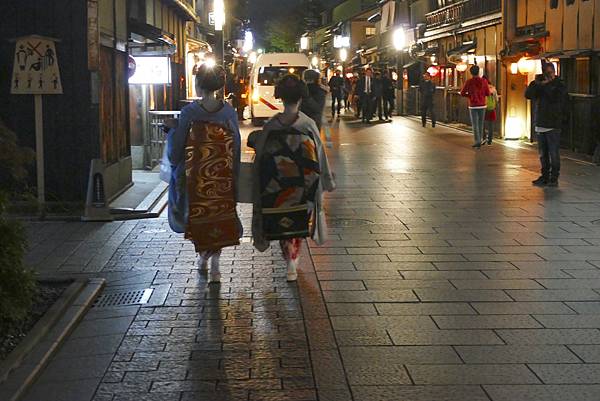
[{"xmin": 16, "ymin": 114, "xmax": 600, "ymax": 400}]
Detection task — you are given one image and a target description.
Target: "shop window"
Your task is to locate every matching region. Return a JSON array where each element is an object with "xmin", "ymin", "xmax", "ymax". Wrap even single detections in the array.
[
  {"xmin": 574, "ymin": 57, "xmax": 590, "ymax": 94},
  {"xmin": 365, "ymin": 27, "xmax": 376, "ymax": 37}
]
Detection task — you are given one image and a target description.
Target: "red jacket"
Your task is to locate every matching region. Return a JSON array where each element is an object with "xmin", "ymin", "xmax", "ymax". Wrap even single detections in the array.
[{"xmin": 460, "ymin": 77, "xmax": 490, "ymax": 107}]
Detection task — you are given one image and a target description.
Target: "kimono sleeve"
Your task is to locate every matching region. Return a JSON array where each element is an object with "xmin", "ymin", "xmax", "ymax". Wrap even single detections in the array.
[
  {"xmin": 168, "ymin": 106, "xmax": 193, "ymax": 166},
  {"xmin": 308, "ymin": 121, "xmax": 336, "ymax": 192}
]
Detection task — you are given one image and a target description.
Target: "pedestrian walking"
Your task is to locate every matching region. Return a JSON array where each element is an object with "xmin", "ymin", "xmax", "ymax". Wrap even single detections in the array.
[
  {"xmin": 419, "ymin": 72, "xmax": 436, "ymax": 128},
  {"xmin": 352, "ymin": 72, "xmax": 362, "ymax": 119},
  {"xmin": 373, "ymin": 71, "xmax": 385, "ymax": 122},
  {"xmin": 357, "ymin": 68, "xmax": 375, "ymax": 123},
  {"xmin": 250, "ymin": 74, "xmax": 336, "ymax": 281},
  {"xmin": 167, "ymin": 63, "xmax": 242, "ymax": 283},
  {"xmin": 382, "ymin": 70, "xmax": 395, "ymax": 120},
  {"xmin": 343, "ymin": 75, "xmax": 352, "ymax": 111},
  {"xmin": 482, "ymin": 76, "xmax": 498, "ymax": 145},
  {"xmin": 328, "ymin": 70, "xmax": 344, "ymax": 117},
  {"xmin": 300, "ymin": 69, "xmax": 328, "ymax": 131},
  {"xmin": 460, "ymin": 65, "xmax": 490, "ymax": 148},
  {"xmin": 525, "ymin": 62, "xmax": 567, "ymax": 187}
]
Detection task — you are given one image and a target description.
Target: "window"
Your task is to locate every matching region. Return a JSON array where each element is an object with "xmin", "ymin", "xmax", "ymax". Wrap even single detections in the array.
[
  {"xmin": 365, "ymin": 27, "xmax": 376, "ymax": 37},
  {"xmin": 574, "ymin": 57, "xmax": 590, "ymax": 94},
  {"xmin": 257, "ymin": 66, "xmax": 307, "ymax": 86},
  {"xmin": 550, "ymin": 0, "xmax": 558, "ymax": 8}
]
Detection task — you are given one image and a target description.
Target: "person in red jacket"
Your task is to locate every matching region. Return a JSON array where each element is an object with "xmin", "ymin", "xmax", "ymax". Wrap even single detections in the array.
[{"xmin": 460, "ymin": 65, "xmax": 490, "ymax": 148}]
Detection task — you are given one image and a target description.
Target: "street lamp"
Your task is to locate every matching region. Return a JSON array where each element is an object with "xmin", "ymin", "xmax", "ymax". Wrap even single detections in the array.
[
  {"xmin": 393, "ymin": 27, "xmax": 406, "ymax": 51},
  {"xmin": 339, "ymin": 48, "xmax": 348, "ymax": 62},
  {"xmin": 243, "ymin": 31, "xmax": 253, "ymax": 53},
  {"xmin": 214, "ymin": 0, "xmax": 225, "ymax": 31}
]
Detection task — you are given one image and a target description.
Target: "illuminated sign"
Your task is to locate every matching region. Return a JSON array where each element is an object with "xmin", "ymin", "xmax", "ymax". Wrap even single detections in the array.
[
  {"xmin": 129, "ymin": 56, "xmax": 171, "ymax": 85},
  {"xmin": 333, "ymin": 35, "xmax": 350, "ymax": 49}
]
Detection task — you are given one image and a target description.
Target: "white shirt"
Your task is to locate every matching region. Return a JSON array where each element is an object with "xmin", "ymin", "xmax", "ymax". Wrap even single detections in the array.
[
  {"xmin": 535, "ymin": 126, "xmax": 554, "ymax": 133},
  {"xmin": 365, "ymin": 76, "xmax": 371, "ymax": 93}
]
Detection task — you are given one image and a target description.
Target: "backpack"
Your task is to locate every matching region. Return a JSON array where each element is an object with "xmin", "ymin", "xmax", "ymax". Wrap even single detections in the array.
[
  {"xmin": 184, "ymin": 121, "xmax": 240, "ymax": 251},
  {"xmin": 259, "ymin": 127, "xmax": 321, "ymax": 240},
  {"xmin": 486, "ymin": 95, "xmax": 496, "ymax": 111}
]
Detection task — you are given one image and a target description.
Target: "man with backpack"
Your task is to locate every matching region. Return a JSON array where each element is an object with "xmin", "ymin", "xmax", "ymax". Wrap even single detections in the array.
[{"xmin": 525, "ymin": 62, "xmax": 567, "ymax": 187}]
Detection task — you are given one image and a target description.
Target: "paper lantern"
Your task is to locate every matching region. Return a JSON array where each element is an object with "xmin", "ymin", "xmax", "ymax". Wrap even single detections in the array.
[
  {"xmin": 427, "ymin": 65, "xmax": 440, "ymax": 77},
  {"xmin": 517, "ymin": 57, "xmax": 535, "ymax": 74},
  {"xmin": 510, "ymin": 63, "xmax": 518, "ymax": 75},
  {"xmin": 456, "ymin": 63, "xmax": 468, "ymax": 72}
]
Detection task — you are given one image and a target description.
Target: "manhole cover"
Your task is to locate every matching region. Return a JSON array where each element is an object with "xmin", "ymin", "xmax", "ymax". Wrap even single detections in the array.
[
  {"xmin": 93, "ymin": 289, "xmax": 153, "ymax": 308},
  {"xmin": 142, "ymin": 229, "xmax": 167, "ymax": 234},
  {"xmin": 328, "ymin": 219, "xmax": 373, "ymax": 227}
]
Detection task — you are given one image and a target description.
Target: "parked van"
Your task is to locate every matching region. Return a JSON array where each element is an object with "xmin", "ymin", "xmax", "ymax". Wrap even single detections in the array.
[{"xmin": 250, "ymin": 53, "xmax": 311, "ymax": 125}]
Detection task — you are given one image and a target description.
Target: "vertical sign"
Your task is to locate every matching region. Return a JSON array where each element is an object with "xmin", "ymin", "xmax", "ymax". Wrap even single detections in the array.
[
  {"xmin": 11, "ymin": 36, "xmax": 63, "ymax": 95},
  {"xmin": 11, "ymin": 35, "xmax": 63, "ymax": 213}
]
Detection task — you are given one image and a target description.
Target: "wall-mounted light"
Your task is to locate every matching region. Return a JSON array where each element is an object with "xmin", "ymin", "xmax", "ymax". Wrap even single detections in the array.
[
  {"xmin": 427, "ymin": 65, "xmax": 440, "ymax": 77},
  {"xmin": 510, "ymin": 63, "xmax": 518, "ymax": 75}
]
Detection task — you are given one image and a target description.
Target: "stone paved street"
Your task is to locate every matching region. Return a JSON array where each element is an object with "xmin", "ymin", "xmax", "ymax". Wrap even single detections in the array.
[{"xmin": 15, "ymin": 115, "xmax": 600, "ymax": 401}]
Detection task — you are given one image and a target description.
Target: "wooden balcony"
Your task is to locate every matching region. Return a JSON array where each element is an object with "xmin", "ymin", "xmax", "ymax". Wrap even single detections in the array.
[{"xmin": 425, "ymin": 0, "xmax": 500, "ymax": 29}]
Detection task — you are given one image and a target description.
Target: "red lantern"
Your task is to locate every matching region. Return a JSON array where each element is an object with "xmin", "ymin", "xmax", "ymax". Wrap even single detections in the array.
[{"xmin": 427, "ymin": 65, "xmax": 440, "ymax": 77}]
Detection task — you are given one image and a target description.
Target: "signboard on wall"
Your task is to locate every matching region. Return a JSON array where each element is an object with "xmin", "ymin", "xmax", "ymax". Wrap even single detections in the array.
[
  {"xmin": 128, "ymin": 56, "xmax": 171, "ymax": 85},
  {"xmin": 11, "ymin": 36, "xmax": 63, "ymax": 95}
]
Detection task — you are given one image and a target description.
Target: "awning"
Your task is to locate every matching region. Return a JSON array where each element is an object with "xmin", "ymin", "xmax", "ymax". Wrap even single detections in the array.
[
  {"xmin": 447, "ymin": 41, "xmax": 476, "ymax": 57},
  {"xmin": 368, "ymin": 13, "xmax": 382, "ymax": 23},
  {"xmin": 559, "ymin": 49, "xmax": 593, "ymax": 58},
  {"xmin": 129, "ymin": 19, "xmax": 177, "ymax": 55},
  {"xmin": 500, "ymin": 30, "xmax": 549, "ymax": 60}
]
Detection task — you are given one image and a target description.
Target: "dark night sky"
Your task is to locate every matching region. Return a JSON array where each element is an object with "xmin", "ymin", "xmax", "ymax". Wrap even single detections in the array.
[{"xmin": 247, "ymin": 0, "xmax": 342, "ymax": 46}]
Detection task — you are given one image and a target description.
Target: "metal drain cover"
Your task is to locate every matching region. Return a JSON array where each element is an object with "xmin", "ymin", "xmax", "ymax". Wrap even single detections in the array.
[
  {"xmin": 94, "ymin": 289, "xmax": 153, "ymax": 308},
  {"xmin": 329, "ymin": 219, "xmax": 373, "ymax": 227}
]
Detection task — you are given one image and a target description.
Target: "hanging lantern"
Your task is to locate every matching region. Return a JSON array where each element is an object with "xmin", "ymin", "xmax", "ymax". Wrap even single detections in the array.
[
  {"xmin": 510, "ymin": 63, "xmax": 518, "ymax": 75},
  {"xmin": 427, "ymin": 65, "xmax": 440, "ymax": 77},
  {"xmin": 456, "ymin": 63, "xmax": 468, "ymax": 72},
  {"xmin": 517, "ymin": 57, "xmax": 535, "ymax": 74}
]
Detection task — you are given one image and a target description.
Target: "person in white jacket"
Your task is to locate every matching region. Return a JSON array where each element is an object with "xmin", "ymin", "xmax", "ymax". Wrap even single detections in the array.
[{"xmin": 250, "ymin": 74, "xmax": 336, "ymax": 281}]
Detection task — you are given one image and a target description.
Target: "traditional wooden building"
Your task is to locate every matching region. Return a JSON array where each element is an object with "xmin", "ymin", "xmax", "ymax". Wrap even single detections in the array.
[
  {"xmin": 0, "ymin": 0, "xmax": 198, "ymax": 208},
  {"xmin": 405, "ymin": 0, "xmax": 503, "ymax": 130},
  {"xmin": 503, "ymin": 0, "xmax": 600, "ymax": 155}
]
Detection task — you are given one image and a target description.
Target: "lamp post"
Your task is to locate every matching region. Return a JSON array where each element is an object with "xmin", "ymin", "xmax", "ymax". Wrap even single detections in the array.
[
  {"xmin": 393, "ymin": 27, "xmax": 406, "ymax": 116},
  {"xmin": 214, "ymin": 0, "xmax": 225, "ymax": 65}
]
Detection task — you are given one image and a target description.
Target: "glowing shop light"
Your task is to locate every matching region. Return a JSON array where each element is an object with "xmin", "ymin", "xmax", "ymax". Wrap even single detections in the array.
[
  {"xmin": 248, "ymin": 51, "xmax": 257, "ymax": 64},
  {"xmin": 456, "ymin": 63, "xmax": 468, "ymax": 72},
  {"xmin": 427, "ymin": 65, "xmax": 440, "ymax": 77},
  {"xmin": 339, "ymin": 48, "xmax": 348, "ymax": 62},
  {"xmin": 213, "ymin": 0, "xmax": 225, "ymax": 31},
  {"xmin": 510, "ymin": 63, "xmax": 518, "ymax": 75},
  {"xmin": 300, "ymin": 37, "xmax": 309, "ymax": 50},
  {"xmin": 243, "ymin": 31, "xmax": 254, "ymax": 52},
  {"xmin": 505, "ymin": 116, "xmax": 524, "ymax": 139}
]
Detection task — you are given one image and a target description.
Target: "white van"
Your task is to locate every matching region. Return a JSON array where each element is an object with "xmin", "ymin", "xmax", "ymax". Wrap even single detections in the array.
[{"xmin": 250, "ymin": 53, "xmax": 311, "ymax": 125}]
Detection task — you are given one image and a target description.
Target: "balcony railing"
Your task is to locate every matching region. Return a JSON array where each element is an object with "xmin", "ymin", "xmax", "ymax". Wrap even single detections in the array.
[{"xmin": 425, "ymin": 0, "xmax": 501, "ymax": 29}]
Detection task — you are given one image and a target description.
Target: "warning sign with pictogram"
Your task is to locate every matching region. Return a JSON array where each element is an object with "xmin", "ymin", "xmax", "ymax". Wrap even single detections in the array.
[{"xmin": 11, "ymin": 35, "xmax": 63, "ymax": 95}]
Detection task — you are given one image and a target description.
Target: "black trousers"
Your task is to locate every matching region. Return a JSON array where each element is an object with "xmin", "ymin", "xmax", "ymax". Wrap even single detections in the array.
[
  {"xmin": 361, "ymin": 95, "xmax": 374, "ymax": 121},
  {"xmin": 421, "ymin": 101, "xmax": 436, "ymax": 127},
  {"xmin": 384, "ymin": 97, "xmax": 394, "ymax": 118},
  {"xmin": 331, "ymin": 93, "xmax": 343, "ymax": 115},
  {"xmin": 537, "ymin": 129, "xmax": 561, "ymax": 180}
]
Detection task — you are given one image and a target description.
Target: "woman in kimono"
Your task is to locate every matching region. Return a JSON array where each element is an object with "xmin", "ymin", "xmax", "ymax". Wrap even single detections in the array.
[
  {"xmin": 167, "ymin": 63, "xmax": 241, "ymax": 283},
  {"xmin": 251, "ymin": 74, "xmax": 335, "ymax": 281}
]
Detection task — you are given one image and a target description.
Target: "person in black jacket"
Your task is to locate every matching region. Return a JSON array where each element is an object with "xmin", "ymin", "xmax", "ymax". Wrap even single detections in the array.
[
  {"xmin": 301, "ymin": 69, "xmax": 328, "ymax": 131},
  {"xmin": 328, "ymin": 70, "xmax": 344, "ymax": 117},
  {"xmin": 419, "ymin": 72, "xmax": 436, "ymax": 128},
  {"xmin": 381, "ymin": 70, "xmax": 395, "ymax": 121},
  {"xmin": 356, "ymin": 68, "xmax": 375, "ymax": 123},
  {"xmin": 525, "ymin": 62, "xmax": 567, "ymax": 187}
]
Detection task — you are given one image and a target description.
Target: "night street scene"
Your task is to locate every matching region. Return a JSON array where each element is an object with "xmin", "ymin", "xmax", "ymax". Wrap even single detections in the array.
[{"xmin": 3, "ymin": 1, "xmax": 600, "ymax": 400}]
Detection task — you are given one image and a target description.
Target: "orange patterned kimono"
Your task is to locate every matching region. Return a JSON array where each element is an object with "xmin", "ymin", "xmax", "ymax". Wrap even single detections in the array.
[{"xmin": 184, "ymin": 121, "xmax": 240, "ymax": 253}]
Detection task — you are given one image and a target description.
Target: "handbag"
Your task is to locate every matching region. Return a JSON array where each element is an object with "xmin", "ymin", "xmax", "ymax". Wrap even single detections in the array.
[{"xmin": 486, "ymin": 95, "xmax": 496, "ymax": 111}]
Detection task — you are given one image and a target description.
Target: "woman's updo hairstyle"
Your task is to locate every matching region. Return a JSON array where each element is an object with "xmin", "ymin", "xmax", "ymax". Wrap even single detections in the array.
[
  {"xmin": 195, "ymin": 63, "xmax": 226, "ymax": 92},
  {"xmin": 274, "ymin": 74, "xmax": 308, "ymax": 104}
]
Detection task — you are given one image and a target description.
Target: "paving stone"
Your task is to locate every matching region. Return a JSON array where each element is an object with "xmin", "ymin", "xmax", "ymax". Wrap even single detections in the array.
[
  {"xmin": 22, "ymin": 379, "xmax": 101, "ymax": 401},
  {"xmin": 471, "ymin": 301, "xmax": 575, "ymax": 315},
  {"xmin": 533, "ymin": 314, "xmax": 600, "ymax": 328},
  {"xmin": 401, "ymin": 271, "xmax": 489, "ymax": 280},
  {"xmin": 319, "ymin": 281, "xmax": 366, "ymax": 291},
  {"xmin": 530, "ymin": 364, "xmax": 600, "ymax": 384},
  {"xmin": 326, "ymin": 303, "xmax": 378, "ymax": 316},
  {"xmin": 450, "ymin": 279, "xmax": 543, "ymax": 289},
  {"xmin": 406, "ymin": 364, "xmax": 541, "ymax": 384},
  {"xmin": 496, "ymin": 329, "xmax": 600, "ymax": 344},
  {"xmin": 432, "ymin": 315, "xmax": 542, "ymax": 329},
  {"xmin": 387, "ymin": 329, "xmax": 504, "ymax": 345},
  {"xmin": 364, "ymin": 279, "xmax": 454, "ymax": 289},
  {"xmin": 352, "ymin": 385, "xmax": 490, "ymax": 401},
  {"xmin": 415, "ymin": 289, "xmax": 513, "ymax": 302},
  {"xmin": 506, "ymin": 289, "xmax": 600, "ymax": 301},
  {"xmin": 483, "ymin": 384, "xmax": 600, "ymax": 401},
  {"xmin": 455, "ymin": 345, "xmax": 580, "ymax": 363},
  {"xmin": 323, "ymin": 289, "xmax": 418, "ymax": 303},
  {"xmin": 331, "ymin": 315, "xmax": 437, "ymax": 330},
  {"xmin": 565, "ymin": 301, "xmax": 600, "ymax": 314},
  {"xmin": 335, "ymin": 329, "xmax": 393, "ymax": 346},
  {"xmin": 375, "ymin": 302, "xmax": 476, "ymax": 315},
  {"xmin": 341, "ymin": 346, "xmax": 461, "ymax": 364}
]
